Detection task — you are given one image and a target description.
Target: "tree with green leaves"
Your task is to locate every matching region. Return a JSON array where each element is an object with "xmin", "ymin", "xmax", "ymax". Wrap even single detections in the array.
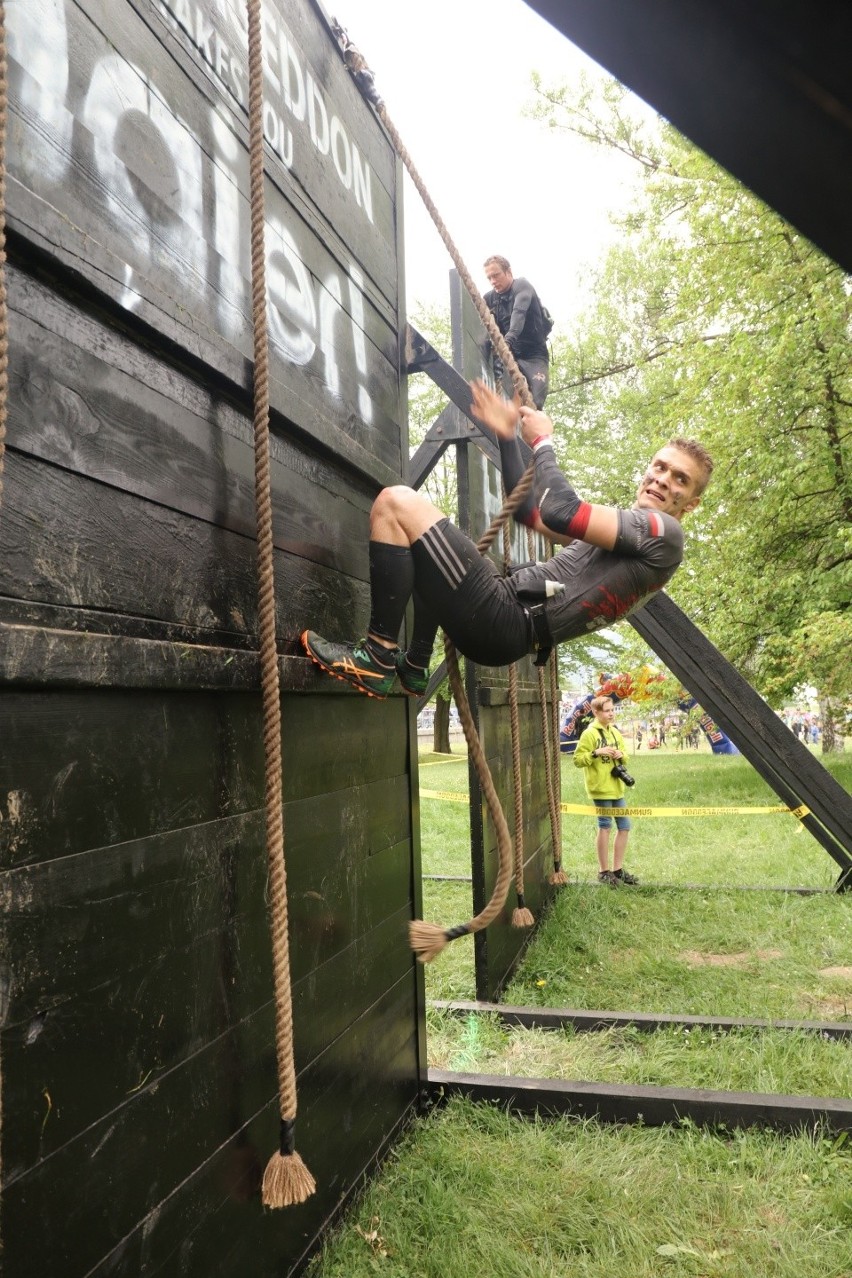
[{"xmin": 528, "ymin": 72, "xmax": 852, "ymax": 751}]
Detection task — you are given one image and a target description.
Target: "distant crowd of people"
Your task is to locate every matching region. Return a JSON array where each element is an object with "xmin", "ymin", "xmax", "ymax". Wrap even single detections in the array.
[{"xmin": 785, "ymin": 713, "xmax": 821, "ymax": 745}]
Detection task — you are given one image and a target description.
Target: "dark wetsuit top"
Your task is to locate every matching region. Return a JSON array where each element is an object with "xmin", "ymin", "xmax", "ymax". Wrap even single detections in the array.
[
  {"xmin": 508, "ymin": 508, "xmax": 683, "ymax": 641},
  {"xmin": 409, "ymin": 436, "xmax": 684, "ymax": 667},
  {"xmin": 484, "ymin": 278, "xmax": 549, "ymax": 361}
]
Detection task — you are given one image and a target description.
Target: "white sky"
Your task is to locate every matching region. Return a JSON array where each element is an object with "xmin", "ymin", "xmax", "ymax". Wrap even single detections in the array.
[{"xmin": 323, "ymin": 0, "xmax": 650, "ymax": 323}]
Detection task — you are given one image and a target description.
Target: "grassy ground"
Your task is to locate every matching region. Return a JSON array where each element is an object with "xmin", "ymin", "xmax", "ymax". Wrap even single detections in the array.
[
  {"xmin": 308, "ymin": 746, "xmax": 852, "ymax": 1278},
  {"xmin": 418, "ymin": 746, "xmax": 852, "ymax": 889},
  {"xmin": 310, "ymin": 1099, "xmax": 852, "ymax": 1278}
]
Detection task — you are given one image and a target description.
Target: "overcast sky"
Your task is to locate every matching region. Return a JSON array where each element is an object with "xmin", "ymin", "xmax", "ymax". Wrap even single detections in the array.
[{"xmin": 322, "ymin": 0, "xmax": 651, "ymax": 325}]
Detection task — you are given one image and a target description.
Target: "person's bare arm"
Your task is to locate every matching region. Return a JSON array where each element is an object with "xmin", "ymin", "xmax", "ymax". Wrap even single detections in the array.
[{"xmin": 468, "ymin": 381, "xmax": 620, "ymax": 549}]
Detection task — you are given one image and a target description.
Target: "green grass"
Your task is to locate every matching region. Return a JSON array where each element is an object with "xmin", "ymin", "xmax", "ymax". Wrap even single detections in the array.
[
  {"xmin": 418, "ymin": 747, "xmax": 852, "ymax": 888},
  {"xmin": 503, "ymin": 886, "xmax": 852, "ymax": 1021},
  {"xmin": 427, "ymin": 1012, "xmax": 852, "ymax": 1098},
  {"xmin": 309, "ymin": 1098, "xmax": 852, "ymax": 1278},
  {"xmin": 308, "ymin": 748, "xmax": 852, "ymax": 1278}
]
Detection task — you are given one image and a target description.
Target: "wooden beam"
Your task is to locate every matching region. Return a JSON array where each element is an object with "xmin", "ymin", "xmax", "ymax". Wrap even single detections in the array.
[
  {"xmin": 405, "ymin": 325, "xmax": 500, "ymax": 466},
  {"xmin": 428, "ymin": 1068, "xmax": 852, "ymax": 1135},
  {"xmin": 632, "ymin": 594, "xmax": 852, "ymax": 880},
  {"xmin": 431, "ymin": 1000, "xmax": 852, "ymax": 1041}
]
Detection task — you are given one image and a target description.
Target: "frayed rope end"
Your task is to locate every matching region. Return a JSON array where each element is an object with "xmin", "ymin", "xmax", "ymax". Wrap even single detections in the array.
[
  {"xmin": 512, "ymin": 906, "xmax": 535, "ymax": 928},
  {"xmin": 262, "ymin": 1149, "xmax": 316, "ymax": 1208},
  {"xmin": 409, "ymin": 919, "xmax": 470, "ymax": 964},
  {"xmin": 262, "ymin": 1118, "xmax": 316, "ymax": 1208},
  {"xmin": 549, "ymin": 868, "xmax": 569, "ymax": 886}
]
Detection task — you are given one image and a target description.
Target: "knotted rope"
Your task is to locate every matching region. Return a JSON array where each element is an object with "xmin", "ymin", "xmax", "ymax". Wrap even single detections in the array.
[
  {"xmin": 245, "ymin": 0, "xmax": 314, "ymax": 1208},
  {"xmin": 331, "ymin": 24, "xmax": 564, "ymax": 959}
]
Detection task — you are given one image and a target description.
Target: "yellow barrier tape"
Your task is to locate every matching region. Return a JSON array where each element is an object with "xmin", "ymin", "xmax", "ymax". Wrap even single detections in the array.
[
  {"xmin": 563, "ymin": 803, "xmax": 794, "ymax": 818},
  {"xmin": 420, "ymin": 789, "xmax": 806, "ymax": 818}
]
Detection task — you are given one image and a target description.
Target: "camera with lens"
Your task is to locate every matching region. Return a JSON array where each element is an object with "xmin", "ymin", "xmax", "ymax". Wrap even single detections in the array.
[{"xmin": 611, "ymin": 762, "xmax": 635, "ymax": 787}]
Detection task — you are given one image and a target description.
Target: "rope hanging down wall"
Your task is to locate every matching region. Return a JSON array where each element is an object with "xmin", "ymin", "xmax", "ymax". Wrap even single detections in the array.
[
  {"xmin": 245, "ymin": 0, "xmax": 314, "ymax": 1209},
  {"xmin": 332, "ymin": 22, "xmax": 565, "ymax": 961}
]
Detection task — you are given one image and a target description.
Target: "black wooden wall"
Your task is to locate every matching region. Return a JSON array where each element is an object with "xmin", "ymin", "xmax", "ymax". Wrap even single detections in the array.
[{"xmin": 0, "ymin": 1, "xmax": 424, "ymax": 1274}]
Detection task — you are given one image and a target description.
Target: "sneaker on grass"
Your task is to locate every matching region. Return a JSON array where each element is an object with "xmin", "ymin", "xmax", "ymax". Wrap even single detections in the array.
[
  {"xmin": 597, "ymin": 870, "xmax": 617, "ymax": 886},
  {"xmin": 300, "ymin": 630, "xmax": 396, "ymax": 700},
  {"xmin": 395, "ymin": 652, "xmax": 430, "ymax": 697},
  {"xmin": 611, "ymin": 868, "xmax": 639, "ymax": 885}
]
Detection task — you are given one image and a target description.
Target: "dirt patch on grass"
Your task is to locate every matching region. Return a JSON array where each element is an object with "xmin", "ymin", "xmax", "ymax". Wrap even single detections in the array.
[
  {"xmin": 800, "ymin": 994, "xmax": 850, "ymax": 1019},
  {"xmin": 680, "ymin": 949, "xmax": 783, "ymax": 968},
  {"xmin": 817, "ymin": 966, "xmax": 852, "ymax": 981}
]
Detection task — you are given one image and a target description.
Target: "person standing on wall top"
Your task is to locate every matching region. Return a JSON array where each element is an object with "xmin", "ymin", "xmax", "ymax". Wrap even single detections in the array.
[
  {"xmin": 300, "ymin": 381, "xmax": 713, "ymax": 701},
  {"xmin": 483, "ymin": 254, "xmax": 550, "ymax": 408},
  {"xmin": 573, "ymin": 696, "xmax": 638, "ymax": 885}
]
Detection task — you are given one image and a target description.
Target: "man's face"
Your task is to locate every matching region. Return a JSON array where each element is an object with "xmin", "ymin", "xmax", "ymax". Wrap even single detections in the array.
[
  {"xmin": 594, "ymin": 700, "xmax": 616, "ymax": 725},
  {"xmin": 635, "ymin": 446, "xmax": 704, "ymax": 520},
  {"xmin": 485, "ymin": 262, "xmax": 513, "ymax": 293}
]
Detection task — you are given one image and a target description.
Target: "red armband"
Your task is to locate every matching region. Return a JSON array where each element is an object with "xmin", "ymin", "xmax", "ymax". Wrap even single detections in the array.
[{"xmin": 565, "ymin": 501, "xmax": 592, "ymax": 538}]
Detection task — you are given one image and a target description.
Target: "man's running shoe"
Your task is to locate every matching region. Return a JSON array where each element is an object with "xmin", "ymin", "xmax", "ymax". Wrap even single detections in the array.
[
  {"xmin": 300, "ymin": 630, "xmax": 396, "ymax": 700},
  {"xmin": 395, "ymin": 652, "xmax": 430, "ymax": 697},
  {"xmin": 611, "ymin": 867, "xmax": 640, "ymax": 885}
]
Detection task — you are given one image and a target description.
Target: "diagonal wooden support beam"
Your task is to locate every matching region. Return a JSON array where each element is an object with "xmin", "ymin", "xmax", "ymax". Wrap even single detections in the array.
[
  {"xmin": 632, "ymin": 594, "xmax": 852, "ymax": 883},
  {"xmin": 405, "ymin": 325, "xmax": 500, "ymax": 466}
]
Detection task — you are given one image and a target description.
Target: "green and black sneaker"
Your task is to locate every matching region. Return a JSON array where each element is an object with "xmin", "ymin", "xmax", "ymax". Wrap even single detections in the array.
[
  {"xmin": 395, "ymin": 652, "xmax": 430, "ymax": 698},
  {"xmin": 301, "ymin": 630, "xmax": 396, "ymax": 700}
]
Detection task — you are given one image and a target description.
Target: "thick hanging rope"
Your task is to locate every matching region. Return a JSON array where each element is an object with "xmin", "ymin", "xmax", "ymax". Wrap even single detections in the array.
[
  {"xmin": 332, "ymin": 21, "xmax": 536, "ymax": 550},
  {"xmin": 0, "ymin": 3, "xmax": 8, "ymax": 517},
  {"xmin": 507, "ymin": 516, "xmax": 534, "ymax": 929},
  {"xmin": 528, "ymin": 531, "xmax": 567, "ymax": 886},
  {"xmin": 333, "ymin": 23, "xmax": 565, "ymax": 959},
  {"xmin": 245, "ymin": 0, "xmax": 314, "ymax": 1208},
  {"xmin": 548, "ymin": 547, "xmax": 565, "ymax": 879}
]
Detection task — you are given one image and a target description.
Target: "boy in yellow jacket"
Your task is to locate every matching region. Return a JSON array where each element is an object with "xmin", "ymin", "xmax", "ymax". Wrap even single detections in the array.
[{"xmin": 573, "ymin": 695, "xmax": 638, "ymax": 886}]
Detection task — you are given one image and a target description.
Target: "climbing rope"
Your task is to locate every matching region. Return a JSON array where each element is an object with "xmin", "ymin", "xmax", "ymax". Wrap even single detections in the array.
[
  {"xmin": 245, "ymin": 0, "xmax": 314, "ymax": 1208},
  {"xmin": 507, "ymin": 515, "xmax": 534, "ymax": 929},
  {"xmin": 529, "ymin": 531, "xmax": 567, "ymax": 885},
  {"xmin": 333, "ymin": 24, "xmax": 565, "ymax": 960},
  {"xmin": 0, "ymin": 3, "xmax": 8, "ymax": 517}
]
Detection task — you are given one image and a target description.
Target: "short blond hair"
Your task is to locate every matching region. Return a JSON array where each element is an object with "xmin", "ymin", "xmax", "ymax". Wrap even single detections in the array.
[
  {"xmin": 591, "ymin": 696, "xmax": 613, "ymax": 714},
  {"xmin": 484, "ymin": 254, "xmax": 511, "ymax": 273},
  {"xmin": 667, "ymin": 437, "xmax": 714, "ymax": 494}
]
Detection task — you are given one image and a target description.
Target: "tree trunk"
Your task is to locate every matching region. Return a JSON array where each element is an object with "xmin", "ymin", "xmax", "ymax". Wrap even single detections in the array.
[
  {"xmin": 819, "ymin": 697, "xmax": 841, "ymax": 754},
  {"xmin": 433, "ymin": 695, "xmax": 452, "ymax": 754}
]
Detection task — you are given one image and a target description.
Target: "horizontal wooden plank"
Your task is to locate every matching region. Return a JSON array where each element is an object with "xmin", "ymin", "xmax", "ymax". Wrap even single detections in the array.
[
  {"xmin": 3, "ymin": 876, "xmax": 415, "ymax": 1179},
  {"xmin": 0, "ymin": 624, "xmax": 421, "ymax": 695},
  {"xmin": 84, "ymin": 989, "xmax": 419, "ymax": 1278},
  {"xmin": 127, "ymin": 0, "xmax": 400, "ymax": 302},
  {"xmin": 8, "ymin": 0, "xmax": 405, "ymax": 474},
  {"xmin": 428, "ymin": 1069, "xmax": 852, "ymax": 1135},
  {"xmin": 431, "ymin": 1001, "xmax": 852, "ymax": 1041},
  {"xmin": 3, "ymin": 969, "xmax": 420, "ymax": 1277},
  {"xmin": 0, "ymin": 450, "xmax": 371, "ymax": 641},
  {"xmin": 0, "ymin": 686, "xmax": 411, "ymax": 868},
  {"xmin": 8, "ymin": 266, "xmax": 383, "ymax": 572},
  {"xmin": 4, "ymin": 780, "xmax": 411, "ymax": 1015}
]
